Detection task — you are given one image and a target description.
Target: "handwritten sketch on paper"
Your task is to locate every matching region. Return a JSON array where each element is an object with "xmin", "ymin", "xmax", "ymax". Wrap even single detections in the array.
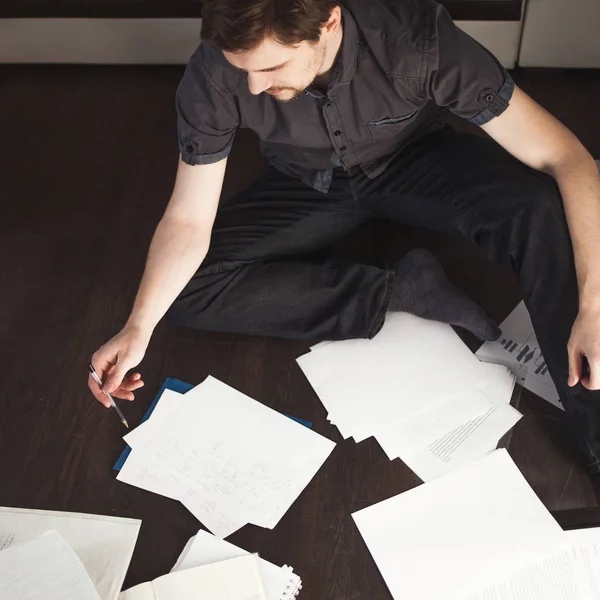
[{"xmin": 476, "ymin": 301, "xmax": 562, "ymax": 410}]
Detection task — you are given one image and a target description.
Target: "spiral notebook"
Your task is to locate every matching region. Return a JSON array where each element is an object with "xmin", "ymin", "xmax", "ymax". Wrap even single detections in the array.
[
  {"xmin": 171, "ymin": 530, "xmax": 302, "ymax": 600},
  {"xmin": 120, "ymin": 554, "xmax": 266, "ymax": 600}
]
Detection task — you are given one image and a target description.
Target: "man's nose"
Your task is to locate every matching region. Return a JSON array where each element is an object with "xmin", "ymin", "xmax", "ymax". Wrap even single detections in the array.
[{"xmin": 248, "ymin": 72, "xmax": 272, "ymax": 95}]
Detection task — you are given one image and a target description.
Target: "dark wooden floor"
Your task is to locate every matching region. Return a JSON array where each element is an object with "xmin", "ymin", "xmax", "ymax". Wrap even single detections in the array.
[{"xmin": 1, "ymin": 65, "xmax": 600, "ymax": 599}]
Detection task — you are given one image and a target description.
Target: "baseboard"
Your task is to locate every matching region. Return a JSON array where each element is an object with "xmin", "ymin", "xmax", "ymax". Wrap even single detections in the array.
[{"xmin": 0, "ymin": 18, "xmax": 520, "ymax": 67}]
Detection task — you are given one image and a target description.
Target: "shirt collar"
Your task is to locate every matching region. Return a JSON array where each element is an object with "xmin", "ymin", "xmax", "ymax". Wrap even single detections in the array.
[
  {"xmin": 305, "ymin": 6, "xmax": 359, "ymax": 98},
  {"xmin": 336, "ymin": 6, "xmax": 359, "ymax": 87}
]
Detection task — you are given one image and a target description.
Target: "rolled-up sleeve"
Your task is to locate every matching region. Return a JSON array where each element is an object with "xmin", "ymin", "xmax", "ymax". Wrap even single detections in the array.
[
  {"xmin": 424, "ymin": 2, "xmax": 514, "ymax": 126},
  {"xmin": 176, "ymin": 47, "xmax": 239, "ymax": 165}
]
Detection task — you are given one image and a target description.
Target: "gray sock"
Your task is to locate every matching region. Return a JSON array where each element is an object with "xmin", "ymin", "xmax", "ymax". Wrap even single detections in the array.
[{"xmin": 388, "ymin": 249, "xmax": 501, "ymax": 342}]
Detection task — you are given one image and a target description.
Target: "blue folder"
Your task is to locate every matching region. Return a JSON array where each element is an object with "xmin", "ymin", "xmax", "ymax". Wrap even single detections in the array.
[{"xmin": 113, "ymin": 377, "xmax": 312, "ymax": 471}]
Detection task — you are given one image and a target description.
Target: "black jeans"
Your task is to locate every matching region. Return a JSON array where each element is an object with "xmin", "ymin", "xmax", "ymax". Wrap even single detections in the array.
[{"xmin": 167, "ymin": 128, "xmax": 600, "ymax": 464}]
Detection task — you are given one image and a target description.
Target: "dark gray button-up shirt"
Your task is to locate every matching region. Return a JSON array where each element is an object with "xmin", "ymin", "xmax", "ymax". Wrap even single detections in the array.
[{"xmin": 176, "ymin": 0, "xmax": 514, "ymax": 193}]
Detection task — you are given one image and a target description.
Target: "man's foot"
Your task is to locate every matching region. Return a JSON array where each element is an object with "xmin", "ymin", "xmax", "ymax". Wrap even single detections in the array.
[{"xmin": 388, "ymin": 248, "xmax": 501, "ymax": 342}]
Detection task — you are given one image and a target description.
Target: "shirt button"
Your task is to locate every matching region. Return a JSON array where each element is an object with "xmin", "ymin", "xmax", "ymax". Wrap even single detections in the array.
[
  {"xmin": 186, "ymin": 144, "xmax": 195, "ymax": 153},
  {"xmin": 340, "ymin": 146, "xmax": 347, "ymax": 152},
  {"xmin": 485, "ymin": 93, "xmax": 495, "ymax": 102},
  {"xmin": 334, "ymin": 130, "xmax": 341, "ymax": 136}
]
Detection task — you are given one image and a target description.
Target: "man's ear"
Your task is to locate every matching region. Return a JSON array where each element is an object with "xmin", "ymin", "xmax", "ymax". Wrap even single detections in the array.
[{"xmin": 322, "ymin": 6, "xmax": 342, "ymax": 36}]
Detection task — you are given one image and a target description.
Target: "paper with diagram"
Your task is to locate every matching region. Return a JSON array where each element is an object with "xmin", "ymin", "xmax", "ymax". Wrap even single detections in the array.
[
  {"xmin": 120, "ymin": 376, "xmax": 335, "ymax": 537},
  {"xmin": 476, "ymin": 301, "xmax": 561, "ymax": 410}
]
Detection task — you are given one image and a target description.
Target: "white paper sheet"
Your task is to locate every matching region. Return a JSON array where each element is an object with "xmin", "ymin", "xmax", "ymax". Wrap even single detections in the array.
[
  {"xmin": 0, "ymin": 506, "xmax": 141, "ymax": 600},
  {"xmin": 120, "ymin": 554, "xmax": 266, "ymax": 600},
  {"xmin": 119, "ymin": 385, "xmax": 290, "ymax": 538},
  {"xmin": 171, "ymin": 530, "xmax": 302, "ymax": 600},
  {"xmin": 180, "ymin": 489, "xmax": 251, "ymax": 539},
  {"xmin": 0, "ymin": 530, "xmax": 101, "ymax": 600},
  {"xmin": 117, "ymin": 449, "xmax": 248, "ymax": 538},
  {"xmin": 467, "ymin": 528, "xmax": 600, "ymax": 599},
  {"xmin": 476, "ymin": 363, "xmax": 517, "ymax": 406},
  {"xmin": 119, "ymin": 389, "xmax": 248, "ymax": 538},
  {"xmin": 476, "ymin": 302, "xmax": 562, "ymax": 410},
  {"xmin": 352, "ymin": 449, "xmax": 564, "ymax": 600},
  {"xmin": 374, "ymin": 391, "xmax": 496, "ymax": 461},
  {"xmin": 361, "ymin": 364, "xmax": 516, "ymax": 449},
  {"xmin": 117, "ymin": 450, "xmax": 184, "ymax": 501},
  {"xmin": 400, "ymin": 403, "xmax": 522, "ymax": 481},
  {"xmin": 374, "ymin": 363, "xmax": 518, "ymax": 477},
  {"xmin": 123, "ymin": 389, "xmax": 184, "ymax": 450},
  {"xmin": 131, "ymin": 376, "xmax": 335, "ymax": 534},
  {"xmin": 297, "ymin": 313, "xmax": 503, "ymax": 440}
]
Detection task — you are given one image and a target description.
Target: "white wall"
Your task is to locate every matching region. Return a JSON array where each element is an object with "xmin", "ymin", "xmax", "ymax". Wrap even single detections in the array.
[
  {"xmin": 519, "ymin": 0, "xmax": 600, "ymax": 67},
  {"xmin": 458, "ymin": 21, "xmax": 522, "ymax": 69},
  {"xmin": 0, "ymin": 18, "xmax": 520, "ymax": 67},
  {"xmin": 0, "ymin": 18, "xmax": 203, "ymax": 64}
]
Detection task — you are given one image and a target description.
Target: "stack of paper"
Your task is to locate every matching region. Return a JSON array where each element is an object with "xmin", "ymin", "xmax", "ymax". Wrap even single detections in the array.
[
  {"xmin": 117, "ymin": 376, "xmax": 336, "ymax": 538},
  {"xmin": 0, "ymin": 507, "xmax": 141, "ymax": 600},
  {"xmin": 351, "ymin": 449, "xmax": 568, "ymax": 600},
  {"xmin": 297, "ymin": 313, "xmax": 522, "ymax": 480},
  {"xmin": 120, "ymin": 554, "xmax": 266, "ymax": 600},
  {"xmin": 0, "ymin": 530, "xmax": 101, "ymax": 600},
  {"xmin": 171, "ymin": 530, "xmax": 302, "ymax": 599},
  {"xmin": 467, "ymin": 528, "xmax": 600, "ymax": 599},
  {"xmin": 476, "ymin": 300, "xmax": 562, "ymax": 410}
]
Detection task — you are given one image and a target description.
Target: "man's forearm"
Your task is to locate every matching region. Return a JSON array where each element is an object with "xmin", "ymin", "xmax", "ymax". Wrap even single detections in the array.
[
  {"xmin": 126, "ymin": 215, "xmax": 210, "ymax": 335},
  {"xmin": 550, "ymin": 148, "xmax": 600, "ymax": 310}
]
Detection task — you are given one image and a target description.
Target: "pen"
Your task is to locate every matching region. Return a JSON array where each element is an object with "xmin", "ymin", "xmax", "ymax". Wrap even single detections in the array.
[{"xmin": 87, "ymin": 363, "xmax": 130, "ymax": 429}]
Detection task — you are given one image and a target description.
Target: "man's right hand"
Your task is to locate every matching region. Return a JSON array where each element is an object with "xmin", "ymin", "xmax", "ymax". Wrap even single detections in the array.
[
  {"xmin": 86, "ymin": 157, "xmax": 227, "ymax": 408},
  {"xmin": 88, "ymin": 325, "xmax": 150, "ymax": 407}
]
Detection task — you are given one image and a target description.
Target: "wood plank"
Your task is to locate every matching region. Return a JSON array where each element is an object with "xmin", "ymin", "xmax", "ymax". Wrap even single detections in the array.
[{"xmin": 1, "ymin": 65, "xmax": 600, "ymax": 598}]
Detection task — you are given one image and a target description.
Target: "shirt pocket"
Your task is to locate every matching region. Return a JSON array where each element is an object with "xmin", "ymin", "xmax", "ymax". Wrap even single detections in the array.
[{"xmin": 365, "ymin": 111, "xmax": 418, "ymax": 139}]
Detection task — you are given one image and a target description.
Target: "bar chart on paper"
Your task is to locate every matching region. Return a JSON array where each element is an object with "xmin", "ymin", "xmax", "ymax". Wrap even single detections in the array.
[{"xmin": 476, "ymin": 302, "xmax": 562, "ymax": 410}]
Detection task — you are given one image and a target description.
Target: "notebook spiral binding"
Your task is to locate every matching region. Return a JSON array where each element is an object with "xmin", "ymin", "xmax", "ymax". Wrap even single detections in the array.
[
  {"xmin": 281, "ymin": 580, "xmax": 302, "ymax": 598},
  {"xmin": 280, "ymin": 567, "xmax": 302, "ymax": 599}
]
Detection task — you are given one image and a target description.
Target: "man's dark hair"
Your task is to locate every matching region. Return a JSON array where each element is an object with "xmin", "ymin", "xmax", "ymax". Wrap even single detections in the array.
[{"xmin": 201, "ymin": 0, "xmax": 339, "ymax": 52}]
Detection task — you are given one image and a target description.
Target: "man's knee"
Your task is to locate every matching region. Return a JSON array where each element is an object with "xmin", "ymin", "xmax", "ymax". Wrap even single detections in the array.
[
  {"xmin": 515, "ymin": 175, "xmax": 566, "ymax": 233},
  {"xmin": 529, "ymin": 174, "xmax": 562, "ymax": 209},
  {"xmin": 164, "ymin": 302, "xmax": 188, "ymax": 327}
]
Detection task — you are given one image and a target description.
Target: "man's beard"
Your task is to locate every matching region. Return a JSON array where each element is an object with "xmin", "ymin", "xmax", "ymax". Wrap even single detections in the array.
[
  {"xmin": 267, "ymin": 87, "xmax": 304, "ymax": 103},
  {"xmin": 268, "ymin": 44, "xmax": 328, "ymax": 103}
]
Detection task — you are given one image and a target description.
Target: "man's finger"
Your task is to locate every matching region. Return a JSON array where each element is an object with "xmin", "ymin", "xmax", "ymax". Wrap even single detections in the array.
[
  {"xmin": 567, "ymin": 344, "xmax": 583, "ymax": 386},
  {"xmin": 583, "ymin": 358, "xmax": 600, "ymax": 391},
  {"xmin": 120, "ymin": 378, "xmax": 145, "ymax": 392},
  {"xmin": 103, "ymin": 364, "xmax": 128, "ymax": 394},
  {"xmin": 110, "ymin": 389, "xmax": 136, "ymax": 401},
  {"xmin": 88, "ymin": 374, "xmax": 111, "ymax": 407}
]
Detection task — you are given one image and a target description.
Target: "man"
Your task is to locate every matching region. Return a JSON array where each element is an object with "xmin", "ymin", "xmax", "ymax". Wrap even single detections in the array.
[{"xmin": 89, "ymin": 0, "xmax": 600, "ymax": 471}]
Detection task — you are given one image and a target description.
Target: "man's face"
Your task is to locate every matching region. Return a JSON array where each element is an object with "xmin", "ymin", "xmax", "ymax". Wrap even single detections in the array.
[{"xmin": 223, "ymin": 36, "xmax": 327, "ymax": 102}]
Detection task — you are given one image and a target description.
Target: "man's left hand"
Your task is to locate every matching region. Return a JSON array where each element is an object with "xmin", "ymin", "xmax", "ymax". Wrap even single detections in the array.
[{"xmin": 568, "ymin": 307, "xmax": 600, "ymax": 390}]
